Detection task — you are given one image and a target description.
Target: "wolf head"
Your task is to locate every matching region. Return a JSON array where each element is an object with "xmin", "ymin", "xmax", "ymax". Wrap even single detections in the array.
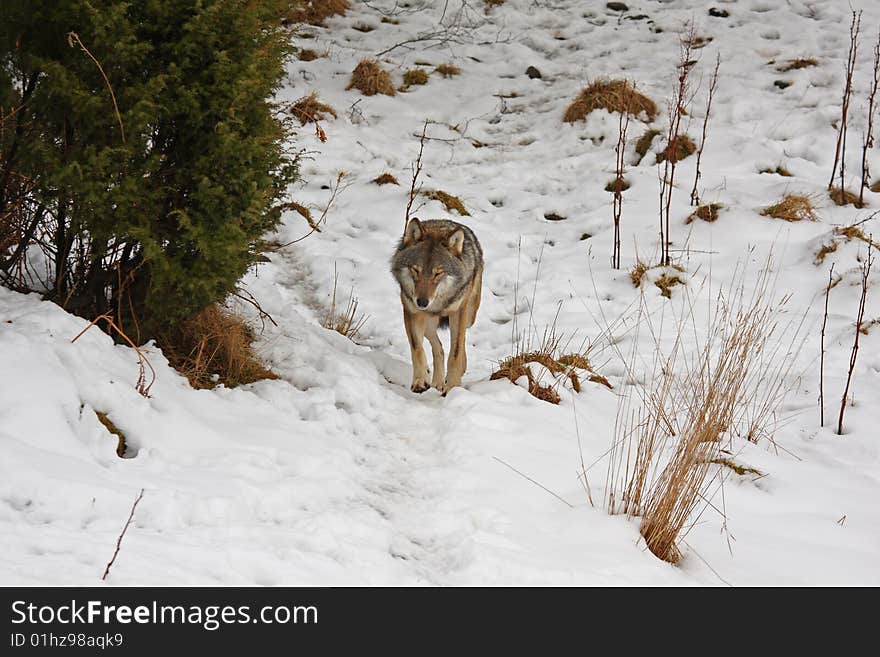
[{"xmin": 391, "ymin": 218, "xmax": 469, "ymax": 312}]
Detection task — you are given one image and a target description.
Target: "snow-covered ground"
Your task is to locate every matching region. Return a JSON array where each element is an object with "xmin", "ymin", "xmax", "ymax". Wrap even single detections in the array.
[{"xmin": 2, "ymin": 0, "xmax": 880, "ymax": 585}]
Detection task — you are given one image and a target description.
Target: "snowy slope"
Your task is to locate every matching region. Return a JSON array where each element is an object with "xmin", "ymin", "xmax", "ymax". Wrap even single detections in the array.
[{"xmin": 2, "ymin": 0, "xmax": 880, "ymax": 585}]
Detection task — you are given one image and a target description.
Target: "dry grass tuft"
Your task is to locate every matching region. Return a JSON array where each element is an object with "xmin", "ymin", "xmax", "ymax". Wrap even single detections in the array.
[
  {"xmin": 760, "ymin": 194, "xmax": 818, "ymax": 222},
  {"xmin": 563, "ymin": 79, "xmax": 658, "ymax": 123},
  {"xmin": 630, "ymin": 260, "xmax": 649, "ymax": 288},
  {"xmin": 289, "ymin": 0, "xmax": 350, "ymax": 25},
  {"xmin": 352, "ymin": 23, "xmax": 375, "ymax": 33},
  {"xmin": 606, "ymin": 264, "xmax": 803, "ymax": 563},
  {"xmin": 400, "ymin": 68, "xmax": 429, "ymax": 90},
  {"xmin": 160, "ymin": 305, "xmax": 279, "ymax": 390},
  {"xmin": 777, "ymin": 58, "xmax": 818, "ymax": 71},
  {"xmin": 686, "ymin": 203, "xmax": 722, "ymax": 223},
  {"xmin": 381, "ymin": 16, "xmax": 400, "ymax": 25},
  {"xmin": 435, "ymin": 63, "xmax": 462, "ymax": 78},
  {"xmin": 323, "ymin": 274, "xmax": 368, "ymax": 341},
  {"xmin": 656, "ymin": 134, "xmax": 697, "ymax": 163},
  {"xmin": 372, "ymin": 172, "xmax": 399, "ymax": 185},
  {"xmin": 709, "ymin": 457, "xmax": 764, "ymax": 477},
  {"xmin": 759, "ymin": 165, "xmax": 793, "ymax": 177},
  {"xmin": 491, "ymin": 339, "xmax": 610, "ymax": 405},
  {"xmin": 605, "ymin": 178, "xmax": 631, "ymax": 193},
  {"xmin": 298, "ymin": 48, "xmax": 320, "ymax": 62},
  {"xmin": 423, "ymin": 189, "xmax": 470, "ymax": 216},
  {"xmin": 635, "ymin": 128, "xmax": 661, "ymax": 163},
  {"xmin": 347, "ymin": 59, "xmax": 396, "ymax": 96},
  {"xmin": 290, "ymin": 91, "xmax": 337, "ymax": 125},
  {"xmin": 286, "ymin": 201, "xmax": 321, "ymax": 232},
  {"xmin": 829, "ymin": 187, "xmax": 865, "ymax": 208},
  {"xmin": 95, "ymin": 411, "xmax": 127, "ymax": 458},
  {"xmin": 631, "ymin": 262, "xmax": 685, "ymax": 298},
  {"xmin": 871, "ymin": 180, "xmax": 880, "ymax": 193}
]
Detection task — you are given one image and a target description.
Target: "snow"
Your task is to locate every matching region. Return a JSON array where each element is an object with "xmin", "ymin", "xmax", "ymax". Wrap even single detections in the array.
[{"xmin": 2, "ymin": 0, "xmax": 880, "ymax": 585}]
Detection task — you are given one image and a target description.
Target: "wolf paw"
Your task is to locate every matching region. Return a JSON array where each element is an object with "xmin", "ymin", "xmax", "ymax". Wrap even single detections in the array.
[{"xmin": 411, "ymin": 381, "xmax": 431, "ymax": 393}]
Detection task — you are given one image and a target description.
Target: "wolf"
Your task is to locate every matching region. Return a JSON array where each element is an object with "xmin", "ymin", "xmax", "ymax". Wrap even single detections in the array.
[{"xmin": 390, "ymin": 218, "xmax": 483, "ymax": 394}]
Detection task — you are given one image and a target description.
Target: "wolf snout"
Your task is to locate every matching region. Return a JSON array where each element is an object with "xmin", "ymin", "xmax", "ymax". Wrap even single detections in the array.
[{"xmin": 417, "ymin": 297, "xmax": 429, "ymax": 308}]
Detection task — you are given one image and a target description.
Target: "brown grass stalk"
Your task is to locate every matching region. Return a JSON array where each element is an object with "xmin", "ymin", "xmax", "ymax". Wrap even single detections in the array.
[
  {"xmin": 102, "ymin": 488, "xmax": 144, "ymax": 581},
  {"xmin": 820, "ymin": 264, "xmax": 834, "ymax": 427},
  {"xmin": 71, "ymin": 314, "xmax": 155, "ymax": 397}
]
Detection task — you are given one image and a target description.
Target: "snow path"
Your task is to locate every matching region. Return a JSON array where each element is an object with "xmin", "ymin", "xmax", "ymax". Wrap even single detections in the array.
[{"xmin": 2, "ymin": 0, "xmax": 880, "ymax": 585}]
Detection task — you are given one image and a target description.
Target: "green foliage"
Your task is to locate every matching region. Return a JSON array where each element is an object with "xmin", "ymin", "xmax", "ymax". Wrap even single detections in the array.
[{"xmin": 0, "ymin": 1, "xmax": 298, "ymax": 337}]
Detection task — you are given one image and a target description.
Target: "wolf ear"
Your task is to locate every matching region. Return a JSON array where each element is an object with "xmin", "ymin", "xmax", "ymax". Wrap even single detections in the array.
[
  {"xmin": 446, "ymin": 229, "xmax": 465, "ymax": 257},
  {"xmin": 403, "ymin": 217, "xmax": 423, "ymax": 246}
]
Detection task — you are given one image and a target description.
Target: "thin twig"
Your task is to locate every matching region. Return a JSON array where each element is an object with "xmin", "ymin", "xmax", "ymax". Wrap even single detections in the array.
[
  {"xmin": 102, "ymin": 488, "xmax": 144, "ymax": 581},
  {"xmin": 819, "ymin": 264, "xmax": 834, "ymax": 427},
  {"xmin": 67, "ymin": 32, "xmax": 125, "ymax": 144},
  {"xmin": 405, "ymin": 120, "xmax": 429, "ymax": 234},
  {"xmin": 690, "ymin": 53, "xmax": 721, "ymax": 206},
  {"xmin": 493, "ymin": 456, "xmax": 573, "ymax": 508},
  {"xmin": 837, "ymin": 244, "xmax": 872, "ymax": 435}
]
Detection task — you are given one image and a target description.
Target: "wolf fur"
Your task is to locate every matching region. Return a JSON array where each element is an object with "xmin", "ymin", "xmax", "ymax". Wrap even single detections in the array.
[{"xmin": 390, "ymin": 218, "xmax": 483, "ymax": 394}]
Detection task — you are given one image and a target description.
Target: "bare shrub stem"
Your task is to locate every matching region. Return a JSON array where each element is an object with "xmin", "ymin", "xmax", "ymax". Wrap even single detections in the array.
[
  {"xmin": 690, "ymin": 54, "xmax": 721, "ymax": 207},
  {"xmin": 829, "ymin": 11, "xmax": 861, "ymax": 191},
  {"xmin": 405, "ymin": 119, "xmax": 429, "ymax": 234},
  {"xmin": 837, "ymin": 246, "xmax": 873, "ymax": 435},
  {"xmin": 612, "ymin": 104, "xmax": 631, "ymax": 269},
  {"xmin": 860, "ymin": 28, "xmax": 880, "ymax": 207},
  {"xmin": 819, "ymin": 264, "xmax": 834, "ymax": 427},
  {"xmin": 67, "ymin": 32, "xmax": 125, "ymax": 144},
  {"xmin": 102, "ymin": 488, "xmax": 144, "ymax": 581},
  {"xmin": 71, "ymin": 314, "xmax": 156, "ymax": 397}
]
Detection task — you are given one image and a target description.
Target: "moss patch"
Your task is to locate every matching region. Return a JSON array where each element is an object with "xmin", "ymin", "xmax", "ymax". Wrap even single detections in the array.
[{"xmin": 96, "ymin": 411, "xmax": 127, "ymax": 458}]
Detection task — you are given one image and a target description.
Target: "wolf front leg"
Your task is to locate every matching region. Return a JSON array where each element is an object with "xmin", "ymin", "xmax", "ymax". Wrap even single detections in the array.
[
  {"xmin": 443, "ymin": 309, "xmax": 468, "ymax": 395},
  {"xmin": 403, "ymin": 305, "xmax": 430, "ymax": 393},
  {"xmin": 425, "ymin": 315, "xmax": 446, "ymax": 391}
]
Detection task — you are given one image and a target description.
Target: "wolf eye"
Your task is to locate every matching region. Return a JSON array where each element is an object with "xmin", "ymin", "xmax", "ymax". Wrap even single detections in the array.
[
  {"xmin": 433, "ymin": 269, "xmax": 445, "ymax": 279},
  {"xmin": 410, "ymin": 266, "xmax": 421, "ymax": 277}
]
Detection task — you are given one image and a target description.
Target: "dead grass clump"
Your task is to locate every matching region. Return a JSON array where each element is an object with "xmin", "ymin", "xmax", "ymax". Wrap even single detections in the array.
[
  {"xmin": 777, "ymin": 58, "xmax": 818, "ymax": 71},
  {"xmin": 630, "ymin": 260, "xmax": 649, "ymax": 287},
  {"xmin": 829, "ymin": 187, "xmax": 865, "ymax": 208},
  {"xmin": 400, "ymin": 68, "xmax": 429, "ymax": 90},
  {"xmin": 323, "ymin": 274, "xmax": 368, "ymax": 341},
  {"xmin": 605, "ymin": 178, "xmax": 631, "ymax": 193},
  {"xmin": 95, "ymin": 411, "xmax": 127, "ymax": 458},
  {"xmin": 381, "ymin": 16, "xmax": 400, "ymax": 24},
  {"xmin": 607, "ymin": 263, "xmax": 802, "ymax": 562},
  {"xmin": 760, "ymin": 194, "xmax": 818, "ymax": 222},
  {"xmin": 289, "ymin": 0, "xmax": 350, "ymax": 25},
  {"xmin": 759, "ymin": 165, "xmax": 793, "ymax": 177},
  {"xmin": 491, "ymin": 349, "xmax": 611, "ymax": 404},
  {"xmin": 686, "ymin": 203, "xmax": 722, "ymax": 224},
  {"xmin": 435, "ymin": 63, "xmax": 461, "ymax": 78},
  {"xmin": 871, "ymin": 180, "xmax": 880, "ymax": 193},
  {"xmin": 709, "ymin": 457, "xmax": 764, "ymax": 477},
  {"xmin": 291, "ymin": 91, "xmax": 337, "ymax": 125},
  {"xmin": 563, "ymin": 79, "xmax": 658, "ymax": 123},
  {"xmin": 160, "ymin": 305, "xmax": 279, "ymax": 389},
  {"xmin": 656, "ymin": 134, "xmax": 697, "ymax": 163},
  {"xmin": 631, "ymin": 262, "xmax": 685, "ymax": 298},
  {"xmin": 635, "ymin": 128, "xmax": 661, "ymax": 162},
  {"xmin": 352, "ymin": 23, "xmax": 375, "ymax": 33},
  {"xmin": 372, "ymin": 172, "xmax": 399, "ymax": 185},
  {"xmin": 347, "ymin": 59, "xmax": 396, "ymax": 96},
  {"xmin": 815, "ymin": 225, "xmax": 880, "ymax": 263},
  {"xmin": 298, "ymin": 48, "xmax": 320, "ymax": 62},
  {"xmin": 424, "ymin": 189, "xmax": 470, "ymax": 216},
  {"xmin": 654, "ymin": 271, "xmax": 684, "ymax": 298}
]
